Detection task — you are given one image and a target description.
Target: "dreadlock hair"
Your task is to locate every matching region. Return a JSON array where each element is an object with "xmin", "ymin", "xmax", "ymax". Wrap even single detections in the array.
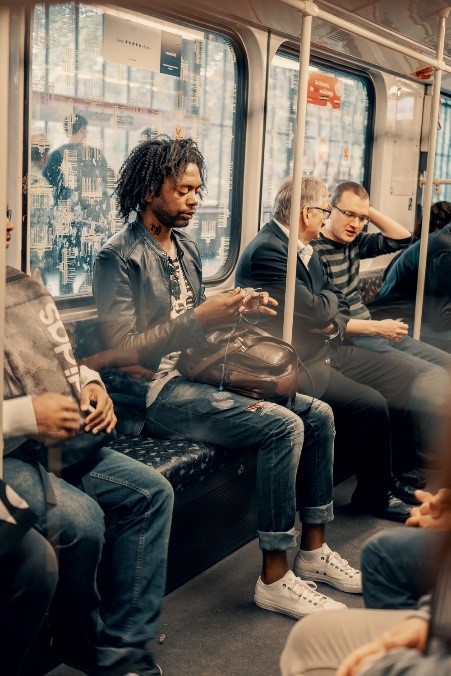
[{"xmin": 115, "ymin": 136, "xmax": 207, "ymax": 221}]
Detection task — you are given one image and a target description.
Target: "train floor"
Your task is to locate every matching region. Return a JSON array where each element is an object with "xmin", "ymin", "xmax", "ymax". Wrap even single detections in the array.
[{"xmin": 48, "ymin": 473, "xmax": 435, "ymax": 676}]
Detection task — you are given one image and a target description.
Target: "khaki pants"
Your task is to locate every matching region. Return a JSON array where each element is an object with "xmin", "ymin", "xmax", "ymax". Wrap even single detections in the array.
[{"xmin": 280, "ymin": 608, "xmax": 411, "ymax": 675}]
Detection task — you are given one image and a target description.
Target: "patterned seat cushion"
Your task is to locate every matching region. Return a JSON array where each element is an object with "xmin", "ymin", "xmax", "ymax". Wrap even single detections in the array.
[
  {"xmin": 66, "ymin": 317, "xmax": 236, "ymax": 491},
  {"xmin": 109, "ymin": 434, "xmax": 244, "ymax": 493},
  {"xmin": 359, "ymin": 269, "xmax": 384, "ymax": 305}
]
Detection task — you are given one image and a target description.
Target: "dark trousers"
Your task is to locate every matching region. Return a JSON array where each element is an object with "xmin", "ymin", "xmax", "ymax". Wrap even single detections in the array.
[
  {"xmin": 0, "ymin": 529, "xmax": 58, "ymax": 675},
  {"xmin": 322, "ymin": 344, "xmax": 418, "ymax": 501}
]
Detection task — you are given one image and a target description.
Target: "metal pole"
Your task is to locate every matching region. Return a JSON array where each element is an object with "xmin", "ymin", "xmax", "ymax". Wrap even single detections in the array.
[
  {"xmin": 280, "ymin": 0, "xmax": 451, "ymax": 76},
  {"xmin": 419, "ymin": 175, "xmax": 451, "ymax": 187},
  {"xmin": 282, "ymin": 3, "xmax": 313, "ymax": 343},
  {"xmin": 0, "ymin": 7, "xmax": 9, "ymax": 477},
  {"xmin": 413, "ymin": 8, "xmax": 450, "ymax": 339}
]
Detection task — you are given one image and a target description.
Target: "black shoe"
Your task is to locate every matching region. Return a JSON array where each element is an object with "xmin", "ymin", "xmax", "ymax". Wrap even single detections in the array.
[
  {"xmin": 375, "ymin": 492, "xmax": 411, "ymax": 522},
  {"xmin": 351, "ymin": 490, "xmax": 411, "ymax": 522},
  {"xmin": 135, "ymin": 654, "xmax": 163, "ymax": 676},
  {"xmin": 88, "ymin": 654, "xmax": 162, "ymax": 676},
  {"xmin": 395, "ymin": 469, "xmax": 427, "ymax": 489},
  {"xmin": 391, "ymin": 479, "xmax": 421, "ymax": 506}
]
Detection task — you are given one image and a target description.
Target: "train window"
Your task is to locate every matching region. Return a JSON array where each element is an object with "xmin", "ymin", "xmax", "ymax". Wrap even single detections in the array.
[
  {"xmin": 434, "ymin": 94, "xmax": 451, "ymax": 203},
  {"xmin": 28, "ymin": 3, "xmax": 241, "ymax": 299},
  {"xmin": 261, "ymin": 51, "xmax": 372, "ymax": 223}
]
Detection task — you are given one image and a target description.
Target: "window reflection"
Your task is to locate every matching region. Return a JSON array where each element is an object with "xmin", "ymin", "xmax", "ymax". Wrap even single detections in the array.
[
  {"xmin": 434, "ymin": 95, "xmax": 451, "ymax": 204},
  {"xmin": 29, "ymin": 3, "xmax": 238, "ymax": 297},
  {"xmin": 261, "ymin": 53, "xmax": 371, "ymax": 224}
]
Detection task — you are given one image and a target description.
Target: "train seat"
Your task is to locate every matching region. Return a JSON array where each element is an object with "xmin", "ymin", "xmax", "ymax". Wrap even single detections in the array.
[
  {"xmin": 359, "ymin": 268, "xmax": 384, "ymax": 304},
  {"xmin": 66, "ymin": 316, "xmax": 258, "ymax": 592},
  {"xmin": 65, "ymin": 307, "xmax": 369, "ymax": 591}
]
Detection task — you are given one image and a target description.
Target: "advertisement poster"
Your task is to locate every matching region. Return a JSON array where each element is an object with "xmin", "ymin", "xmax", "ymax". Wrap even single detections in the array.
[
  {"xmin": 104, "ymin": 15, "xmax": 181, "ymax": 77},
  {"xmin": 308, "ymin": 73, "xmax": 341, "ymax": 109}
]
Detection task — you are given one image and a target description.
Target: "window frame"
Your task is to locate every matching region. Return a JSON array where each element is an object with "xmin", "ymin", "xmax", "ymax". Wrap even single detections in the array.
[
  {"xmin": 259, "ymin": 44, "xmax": 375, "ymax": 224},
  {"xmin": 23, "ymin": 3, "xmax": 248, "ymax": 309}
]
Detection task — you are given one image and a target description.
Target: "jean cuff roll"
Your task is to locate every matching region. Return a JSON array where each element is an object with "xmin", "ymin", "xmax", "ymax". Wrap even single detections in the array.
[
  {"xmin": 298, "ymin": 501, "xmax": 334, "ymax": 525},
  {"xmin": 257, "ymin": 527, "xmax": 299, "ymax": 551}
]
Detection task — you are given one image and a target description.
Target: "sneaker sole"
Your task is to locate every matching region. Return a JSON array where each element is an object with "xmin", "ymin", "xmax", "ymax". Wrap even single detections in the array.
[
  {"xmin": 292, "ymin": 567, "xmax": 362, "ymax": 594},
  {"xmin": 254, "ymin": 595, "xmax": 345, "ymax": 618}
]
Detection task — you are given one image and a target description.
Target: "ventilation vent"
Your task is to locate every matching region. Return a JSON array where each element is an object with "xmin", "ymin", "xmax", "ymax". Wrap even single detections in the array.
[{"xmin": 323, "ymin": 29, "xmax": 350, "ymax": 44}]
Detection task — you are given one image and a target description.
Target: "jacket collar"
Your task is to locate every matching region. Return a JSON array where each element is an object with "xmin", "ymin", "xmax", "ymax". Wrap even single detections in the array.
[
  {"xmin": 267, "ymin": 218, "xmax": 289, "ymax": 245},
  {"xmin": 133, "ymin": 216, "xmax": 185, "ymax": 259}
]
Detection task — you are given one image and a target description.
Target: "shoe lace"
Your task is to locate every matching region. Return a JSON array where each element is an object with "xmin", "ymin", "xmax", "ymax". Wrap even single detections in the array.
[
  {"xmin": 287, "ymin": 576, "xmax": 331, "ymax": 607},
  {"xmin": 324, "ymin": 550, "xmax": 360, "ymax": 579}
]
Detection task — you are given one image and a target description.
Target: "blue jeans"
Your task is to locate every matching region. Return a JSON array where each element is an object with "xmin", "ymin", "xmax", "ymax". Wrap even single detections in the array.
[
  {"xmin": 360, "ymin": 528, "xmax": 442, "ymax": 609},
  {"xmin": 0, "ymin": 529, "xmax": 58, "ymax": 675},
  {"xmin": 351, "ymin": 333, "xmax": 451, "ymax": 453},
  {"xmin": 145, "ymin": 377, "xmax": 335, "ymax": 550},
  {"xmin": 418, "ymin": 322, "xmax": 451, "ymax": 353},
  {"xmin": 4, "ymin": 447, "xmax": 173, "ymax": 671}
]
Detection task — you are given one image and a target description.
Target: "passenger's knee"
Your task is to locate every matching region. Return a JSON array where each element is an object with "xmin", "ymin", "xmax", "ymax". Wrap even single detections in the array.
[
  {"xmin": 132, "ymin": 468, "xmax": 174, "ymax": 515},
  {"xmin": 361, "ymin": 529, "xmax": 399, "ymax": 573},
  {"xmin": 153, "ymin": 472, "xmax": 174, "ymax": 511},
  {"xmin": 51, "ymin": 492, "xmax": 105, "ymax": 548},
  {"xmin": 413, "ymin": 367, "xmax": 450, "ymax": 408}
]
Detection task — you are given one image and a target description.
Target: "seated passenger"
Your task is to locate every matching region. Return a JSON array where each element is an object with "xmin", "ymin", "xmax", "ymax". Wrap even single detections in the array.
[
  {"xmin": 413, "ymin": 200, "xmax": 451, "ymax": 238},
  {"xmin": 3, "ymin": 213, "xmax": 173, "ymax": 675},
  {"xmin": 280, "ymin": 473, "xmax": 451, "ymax": 675},
  {"xmin": 313, "ymin": 181, "xmax": 451, "ymax": 469},
  {"xmin": 370, "ymin": 201, "xmax": 451, "ymax": 353},
  {"xmin": 235, "ymin": 176, "xmax": 421, "ymax": 520},
  {"xmin": 359, "ymin": 487, "xmax": 449, "ymax": 612},
  {"xmin": 0, "ymin": 491, "xmax": 58, "ymax": 676},
  {"xmin": 93, "ymin": 136, "xmax": 360, "ymax": 620}
]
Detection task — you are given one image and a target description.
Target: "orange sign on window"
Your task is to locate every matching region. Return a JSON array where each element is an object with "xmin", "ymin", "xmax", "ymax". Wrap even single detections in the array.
[{"xmin": 308, "ymin": 73, "xmax": 341, "ymax": 109}]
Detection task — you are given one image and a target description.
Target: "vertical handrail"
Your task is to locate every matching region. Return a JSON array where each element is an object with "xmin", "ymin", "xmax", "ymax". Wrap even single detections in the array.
[
  {"xmin": 282, "ymin": 4, "xmax": 313, "ymax": 344},
  {"xmin": 277, "ymin": 0, "xmax": 450, "ymax": 346},
  {"xmin": 0, "ymin": 8, "xmax": 9, "ymax": 478},
  {"xmin": 413, "ymin": 8, "xmax": 450, "ymax": 339}
]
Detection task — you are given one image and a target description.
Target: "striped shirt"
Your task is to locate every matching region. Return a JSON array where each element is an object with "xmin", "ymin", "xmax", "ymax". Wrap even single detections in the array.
[{"xmin": 313, "ymin": 231, "xmax": 411, "ymax": 319}]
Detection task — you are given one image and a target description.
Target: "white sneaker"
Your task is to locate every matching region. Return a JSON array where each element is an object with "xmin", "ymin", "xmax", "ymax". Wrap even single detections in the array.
[
  {"xmin": 293, "ymin": 544, "xmax": 362, "ymax": 594},
  {"xmin": 254, "ymin": 570, "xmax": 346, "ymax": 619}
]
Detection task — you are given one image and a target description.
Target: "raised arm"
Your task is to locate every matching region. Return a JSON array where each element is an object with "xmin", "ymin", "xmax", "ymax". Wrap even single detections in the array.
[{"xmin": 368, "ymin": 206, "xmax": 411, "ymax": 240}]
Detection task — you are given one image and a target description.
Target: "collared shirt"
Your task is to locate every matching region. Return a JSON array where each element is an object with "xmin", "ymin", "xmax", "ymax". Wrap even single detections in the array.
[
  {"xmin": 273, "ymin": 219, "xmax": 313, "ymax": 267},
  {"xmin": 273, "ymin": 219, "xmax": 339, "ymax": 339}
]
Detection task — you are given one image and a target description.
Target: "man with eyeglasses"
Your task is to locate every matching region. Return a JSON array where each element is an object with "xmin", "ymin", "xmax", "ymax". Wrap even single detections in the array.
[
  {"xmin": 236, "ymin": 175, "xmax": 423, "ymax": 522},
  {"xmin": 314, "ymin": 181, "xmax": 451, "ymax": 481}
]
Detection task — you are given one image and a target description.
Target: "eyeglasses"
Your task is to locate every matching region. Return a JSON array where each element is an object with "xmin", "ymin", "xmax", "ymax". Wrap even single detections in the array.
[
  {"xmin": 331, "ymin": 203, "xmax": 369, "ymax": 227},
  {"xmin": 167, "ymin": 258, "xmax": 181, "ymax": 300},
  {"xmin": 6, "ymin": 208, "xmax": 12, "ymax": 221},
  {"xmin": 310, "ymin": 207, "xmax": 331, "ymax": 218}
]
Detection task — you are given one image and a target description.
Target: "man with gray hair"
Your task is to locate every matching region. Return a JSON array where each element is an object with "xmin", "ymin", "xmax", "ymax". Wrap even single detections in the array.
[{"xmin": 236, "ymin": 176, "xmax": 421, "ymax": 522}]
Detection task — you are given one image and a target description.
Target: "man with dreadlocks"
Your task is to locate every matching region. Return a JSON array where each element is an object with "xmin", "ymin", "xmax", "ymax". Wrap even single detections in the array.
[{"xmin": 93, "ymin": 136, "xmax": 362, "ymax": 624}]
